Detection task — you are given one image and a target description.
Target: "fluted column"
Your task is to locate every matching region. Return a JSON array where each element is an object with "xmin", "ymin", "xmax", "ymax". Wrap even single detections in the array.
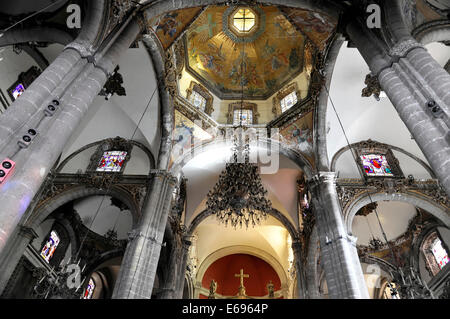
[
  {"xmin": 346, "ymin": 17, "xmax": 450, "ymax": 197},
  {"xmin": 112, "ymin": 171, "xmax": 177, "ymax": 299},
  {"xmin": 309, "ymin": 172, "xmax": 369, "ymax": 299},
  {"xmin": 0, "ymin": 226, "xmax": 38, "ymax": 295},
  {"xmin": 0, "ymin": 17, "xmax": 141, "ymax": 256},
  {"xmin": 173, "ymin": 236, "xmax": 192, "ymax": 299},
  {"xmin": 157, "ymin": 242, "xmax": 180, "ymax": 299},
  {"xmin": 292, "ymin": 239, "xmax": 307, "ymax": 299}
]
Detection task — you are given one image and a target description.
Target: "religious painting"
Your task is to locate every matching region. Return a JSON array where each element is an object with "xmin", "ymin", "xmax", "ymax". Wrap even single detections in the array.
[
  {"xmin": 171, "ymin": 110, "xmax": 214, "ymax": 165},
  {"xmin": 281, "ymin": 8, "xmax": 337, "ymax": 51},
  {"xmin": 277, "ymin": 111, "xmax": 314, "ymax": 166},
  {"xmin": 96, "ymin": 151, "xmax": 127, "ymax": 172},
  {"xmin": 40, "ymin": 230, "xmax": 60, "ymax": 263},
  {"xmin": 185, "ymin": 5, "xmax": 305, "ymax": 99},
  {"xmin": 147, "ymin": 7, "xmax": 203, "ymax": 50},
  {"xmin": 83, "ymin": 278, "xmax": 95, "ymax": 299},
  {"xmin": 360, "ymin": 154, "xmax": 394, "ymax": 177}
]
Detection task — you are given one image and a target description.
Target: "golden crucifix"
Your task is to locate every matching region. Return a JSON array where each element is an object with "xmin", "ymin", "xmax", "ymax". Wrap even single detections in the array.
[{"xmin": 235, "ymin": 269, "xmax": 249, "ymax": 298}]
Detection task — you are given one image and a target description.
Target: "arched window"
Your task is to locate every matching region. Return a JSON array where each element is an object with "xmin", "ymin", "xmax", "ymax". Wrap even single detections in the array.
[
  {"xmin": 280, "ymin": 91, "xmax": 298, "ymax": 113},
  {"xmin": 272, "ymin": 82, "xmax": 300, "ymax": 116},
  {"xmin": 421, "ymin": 231, "xmax": 450, "ymax": 276},
  {"xmin": 83, "ymin": 278, "xmax": 96, "ymax": 299},
  {"xmin": 186, "ymin": 81, "xmax": 214, "ymax": 115},
  {"xmin": 227, "ymin": 102, "xmax": 259, "ymax": 125}
]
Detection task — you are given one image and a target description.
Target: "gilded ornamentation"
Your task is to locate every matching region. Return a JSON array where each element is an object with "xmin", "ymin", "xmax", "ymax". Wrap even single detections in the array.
[
  {"xmin": 337, "ymin": 178, "xmax": 449, "ymax": 211},
  {"xmin": 164, "ymin": 49, "xmax": 178, "ymax": 98}
]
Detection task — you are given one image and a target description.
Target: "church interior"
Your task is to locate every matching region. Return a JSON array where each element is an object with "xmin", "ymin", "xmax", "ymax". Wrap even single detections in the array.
[{"xmin": 0, "ymin": 0, "xmax": 449, "ymax": 300}]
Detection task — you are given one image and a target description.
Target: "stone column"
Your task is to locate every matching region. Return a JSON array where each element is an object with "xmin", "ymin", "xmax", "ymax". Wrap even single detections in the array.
[
  {"xmin": 112, "ymin": 171, "xmax": 177, "ymax": 299},
  {"xmin": 0, "ymin": 226, "xmax": 38, "ymax": 295},
  {"xmin": 0, "ymin": 18, "xmax": 141, "ymax": 255},
  {"xmin": 292, "ymin": 239, "xmax": 307, "ymax": 299},
  {"xmin": 309, "ymin": 172, "xmax": 369, "ymax": 299},
  {"xmin": 346, "ymin": 19, "xmax": 450, "ymax": 197},
  {"xmin": 173, "ymin": 236, "xmax": 192, "ymax": 299},
  {"xmin": 157, "ymin": 242, "xmax": 180, "ymax": 299}
]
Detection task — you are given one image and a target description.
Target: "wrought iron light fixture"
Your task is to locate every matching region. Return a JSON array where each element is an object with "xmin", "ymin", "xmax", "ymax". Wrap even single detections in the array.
[
  {"xmin": 206, "ymin": 133, "xmax": 272, "ymax": 229},
  {"xmin": 206, "ymin": 13, "xmax": 272, "ymax": 230}
]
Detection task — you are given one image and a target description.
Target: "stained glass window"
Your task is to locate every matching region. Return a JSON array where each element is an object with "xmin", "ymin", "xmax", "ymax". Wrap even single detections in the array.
[
  {"xmin": 40, "ymin": 231, "xmax": 60, "ymax": 263},
  {"xmin": 431, "ymin": 238, "xmax": 449, "ymax": 270},
  {"xmin": 83, "ymin": 278, "xmax": 95, "ymax": 299},
  {"xmin": 233, "ymin": 8, "xmax": 256, "ymax": 32},
  {"xmin": 233, "ymin": 109, "xmax": 253, "ymax": 125},
  {"xmin": 280, "ymin": 91, "xmax": 297, "ymax": 112},
  {"xmin": 96, "ymin": 151, "xmax": 127, "ymax": 172},
  {"xmin": 11, "ymin": 83, "xmax": 25, "ymax": 100},
  {"xmin": 189, "ymin": 90, "xmax": 206, "ymax": 111},
  {"xmin": 360, "ymin": 154, "xmax": 394, "ymax": 177}
]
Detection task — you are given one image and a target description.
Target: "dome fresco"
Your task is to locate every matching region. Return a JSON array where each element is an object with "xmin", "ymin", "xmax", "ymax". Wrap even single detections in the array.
[{"xmin": 185, "ymin": 5, "xmax": 307, "ymax": 100}]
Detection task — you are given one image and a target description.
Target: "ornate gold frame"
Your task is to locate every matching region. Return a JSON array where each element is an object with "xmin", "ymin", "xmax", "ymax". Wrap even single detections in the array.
[
  {"xmin": 186, "ymin": 81, "xmax": 214, "ymax": 115},
  {"xmin": 272, "ymin": 82, "xmax": 300, "ymax": 116},
  {"xmin": 227, "ymin": 102, "xmax": 259, "ymax": 125}
]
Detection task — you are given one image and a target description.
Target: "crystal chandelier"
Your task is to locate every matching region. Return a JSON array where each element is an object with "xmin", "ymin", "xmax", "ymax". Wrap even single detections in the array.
[{"xmin": 206, "ymin": 133, "xmax": 272, "ymax": 229}]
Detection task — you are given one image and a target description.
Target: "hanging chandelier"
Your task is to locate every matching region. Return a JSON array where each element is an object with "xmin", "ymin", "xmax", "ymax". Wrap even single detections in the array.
[{"xmin": 206, "ymin": 133, "xmax": 272, "ymax": 229}]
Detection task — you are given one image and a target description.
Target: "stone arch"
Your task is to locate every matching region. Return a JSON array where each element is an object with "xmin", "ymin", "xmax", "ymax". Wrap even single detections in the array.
[
  {"xmin": 186, "ymin": 208, "xmax": 299, "ymax": 241},
  {"xmin": 195, "ymin": 245, "xmax": 290, "ymax": 299},
  {"xmin": 313, "ymin": 34, "xmax": 346, "ymax": 171},
  {"xmin": 330, "ymin": 140, "xmax": 436, "ymax": 178},
  {"xmin": 170, "ymin": 137, "xmax": 314, "ymax": 179},
  {"xmin": 23, "ymin": 186, "xmax": 141, "ymax": 230},
  {"xmin": 56, "ymin": 137, "xmax": 156, "ymax": 173},
  {"xmin": 344, "ymin": 192, "xmax": 450, "ymax": 234},
  {"xmin": 412, "ymin": 20, "xmax": 450, "ymax": 45}
]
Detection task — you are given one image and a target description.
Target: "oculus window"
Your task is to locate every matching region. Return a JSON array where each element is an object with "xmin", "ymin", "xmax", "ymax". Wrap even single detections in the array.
[{"xmin": 233, "ymin": 8, "xmax": 256, "ymax": 32}]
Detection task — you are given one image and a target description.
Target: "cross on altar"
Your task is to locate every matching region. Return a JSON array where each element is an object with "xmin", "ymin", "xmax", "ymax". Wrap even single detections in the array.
[{"xmin": 235, "ymin": 269, "xmax": 249, "ymax": 287}]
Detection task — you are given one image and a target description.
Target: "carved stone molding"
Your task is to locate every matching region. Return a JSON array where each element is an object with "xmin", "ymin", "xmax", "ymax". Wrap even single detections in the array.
[
  {"xmin": 103, "ymin": 0, "xmax": 134, "ymax": 42},
  {"xmin": 164, "ymin": 49, "xmax": 178, "ymax": 98},
  {"xmin": 173, "ymin": 39, "xmax": 185, "ymax": 79},
  {"xmin": 389, "ymin": 39, "xmax": 425, "ymax": 57},
  {"xmin": 337, "ymin": 178, "xmax": 449, "ymax": 212},
  {"xmin": 86, "ymin": 136, "xmax": 133, "ymax": 174}
]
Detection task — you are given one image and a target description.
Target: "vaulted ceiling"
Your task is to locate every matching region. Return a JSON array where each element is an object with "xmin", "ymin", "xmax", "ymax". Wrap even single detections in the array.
[{"xmin": 146, "ymin": 4, "xmax": 337, "ymax": 100}]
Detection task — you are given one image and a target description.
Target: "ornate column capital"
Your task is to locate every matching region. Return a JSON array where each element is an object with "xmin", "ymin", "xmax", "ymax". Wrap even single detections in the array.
[
  {"xmin": 308, "ymin": 171, "xmax": 337, "ymax": 189},
  {"xmin": 18, "ymin": 226, "xmax": 38, "ymax": 240},
  {"xmin": 150, "ymin": 169, "xmax": 178, "ymax": 185},
  {"xmin": 389, "ymin": 39, "xmax": 425, "ymax": 58}
]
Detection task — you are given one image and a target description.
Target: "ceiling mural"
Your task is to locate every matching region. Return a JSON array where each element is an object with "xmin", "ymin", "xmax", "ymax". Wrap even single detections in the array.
[
  {"xmin": 146, "ymin": 7, "xmax": 203, "ymax": 50},
  {"xmin": 170, "ymin": 110, "xmax": 215, "ymax": 168},
  {"xmin": 184, "ymin": 5, "xmax": 307, "ymax": 100},
  {"xmin": 280, "ymin": 7, "xmax": 337, "ymax": 51},
  {"xmin": 276, "ymin": 111, "xmax": 315, "ymax": 167}
]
